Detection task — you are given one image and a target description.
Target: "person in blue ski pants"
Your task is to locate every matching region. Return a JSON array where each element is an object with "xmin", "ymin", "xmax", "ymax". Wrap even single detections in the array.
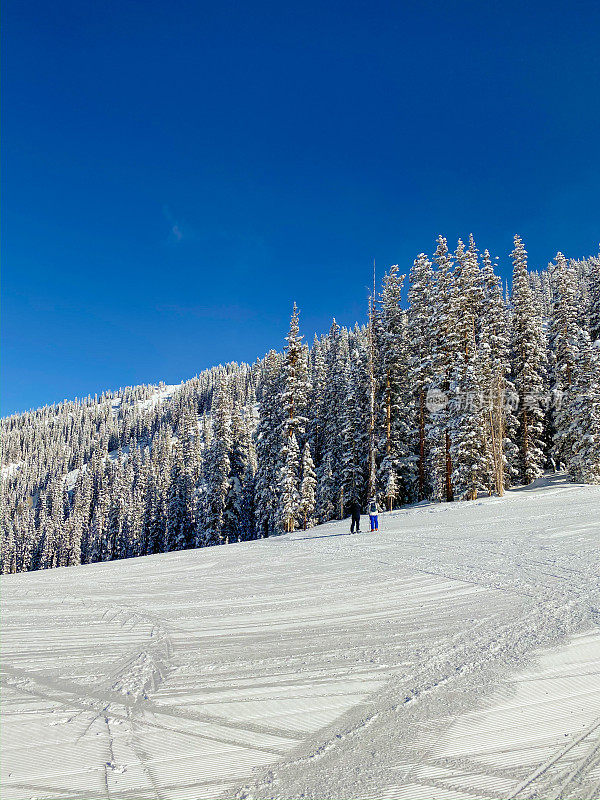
[{"xmin": 368, "ymin": 498, "xmax": 379, "ymax": 531}]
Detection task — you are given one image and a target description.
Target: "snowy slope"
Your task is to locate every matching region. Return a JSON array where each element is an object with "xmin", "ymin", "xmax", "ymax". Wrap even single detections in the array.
[
  {"xmin": 61, "ymin": 384, "xmax": 183, "ymax": 491},
  {"xmin": 1, "ymin": 474, "xmax": 599, "ymax": 800}
]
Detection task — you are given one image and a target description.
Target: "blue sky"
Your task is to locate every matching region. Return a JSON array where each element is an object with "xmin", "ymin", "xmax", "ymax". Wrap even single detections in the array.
[{"xmin": 2, "ymin": 0, "xmax": 599, "ymax": 415}]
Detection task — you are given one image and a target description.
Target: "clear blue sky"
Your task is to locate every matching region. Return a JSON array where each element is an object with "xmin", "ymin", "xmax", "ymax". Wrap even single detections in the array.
[{"xmin": 2, "ymin": 0, "xmax": 599, "ymax": 415}]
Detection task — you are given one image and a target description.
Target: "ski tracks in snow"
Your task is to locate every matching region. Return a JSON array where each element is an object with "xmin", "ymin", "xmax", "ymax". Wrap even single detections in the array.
[
  {"xmin": 232, "ymin": 479, "xmax": 599, "ymax": 800},
  {"xmin": 1, "ymin": 597, "xmax": 175, "ymax": 799},
  {"xmin": 1, "ymin": 474, "xmax": 599, "ymax": 800}
]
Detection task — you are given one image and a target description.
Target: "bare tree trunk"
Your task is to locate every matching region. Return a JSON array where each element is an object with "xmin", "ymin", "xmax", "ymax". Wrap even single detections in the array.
[
  {"xmin": 522, "ymin": 407, "xmax": 528, "ymax": 484},
  {"xmin": 418, "ymin": 389, "xmax": 425, "ymax": 500},
  {"xmin": 386, "ymin": 371, "xmax": 391, "ymax": 455},
  {"xmin": 368, "ymin": 265, "xmax": 377, "ymax": 499},
  {"xmin": 445, "ymin": 430, "xmax": 453, "ymax": 502},
  {"xmin": 489, "ymin": 404, "xmax": 498, "ymax": 495},
  {"xmin": 496, "ymin": 373, "xmax": 505, "ymax": 496}
]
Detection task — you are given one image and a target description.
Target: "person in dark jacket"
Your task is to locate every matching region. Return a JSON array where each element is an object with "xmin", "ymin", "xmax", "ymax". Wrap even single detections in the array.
[{"xmin": 349, "ymin": 500, "xmax": 361, "ymax": 533}]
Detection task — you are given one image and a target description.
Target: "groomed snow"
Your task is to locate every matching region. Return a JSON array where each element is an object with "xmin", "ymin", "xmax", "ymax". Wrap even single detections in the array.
[{"xmin": 1, "ymin": 474, "xmax": 598, "ymax": 800}]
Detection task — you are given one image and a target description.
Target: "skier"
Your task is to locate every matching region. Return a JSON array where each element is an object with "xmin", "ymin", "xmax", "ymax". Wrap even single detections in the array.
[
  {"xmin": 349, "ymin": 500, "xmax": 361, "ymax": 533},
  {"xmin": 368, "ymin": 497, "xmax": 379, "ymax": 531}
]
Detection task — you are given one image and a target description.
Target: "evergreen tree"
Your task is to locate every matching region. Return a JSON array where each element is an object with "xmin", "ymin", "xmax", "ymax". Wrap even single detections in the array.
[
  {"xmin": 449, "ymin": 236, "xmax": 488, "ymax": 500},
  {"xmin": 480, "ymin": 249, "xmax": 519, "ymax": 492},
  {"xmin": 201, "ymin": 377, "xmax": 232, "ymax": 545},
  {"xmin": 551, "ymin": 253, "xmax": 582, "ymax": 391},
  {"xmin": 166, "ymin": 441, "xmax": 195, "ymax": 550},
  {"xmin": 276, "ymin": 304, "xmax": 310, "ymax": 531},
  {"xmin": 254, "ymin": 351, "xmax": 284, "ymax": 537},
  {"xmin": 240, "ymin": 452, "xmax": 257, "ymax": 540},
  {"xmin": 1, "ymin": 516, "xmax": 16, "ymax": 574},
  {"xmin": 307, "ymin": 335, "xmax": 327, "ymax": 465},
  {"xmin": 550, "ymin": 253, "xmax": 586, "ymax": 467},
  {"xmin": 319, "ymin": 321, "xmax": 349, "ymax": 517},
  {"xmin": 299, "ymin": 442, "xmax": 317, "ymax": 529},
  {"xmin": 107, "ymin": 459, "xmax": 125, "ymax": 560},
  {"xmin": 281, "ymin": 303, "xmax": 310, "ymax": 444},
  {"xmin": 450, "ymin": 358, "xmax": 488, "ymax": 500},
  {"xmin": 588, "ymin": 255, "xmax": 600, "ymax": 342},
  {"xmin": 407, "ymin": 252, "xmax": 435, "ymax": 500},
  {"xmin": 278, "ymin": 432, "xmax": 301, "ymax": 532},
  {"xmin": 428, "ymin": 236, "xmax": 456, "ymax": 501},
  {"xmin": 341, "ymin": 346, "xmax": 366, "ymax": 507},
  {"xmin": 316, "ymin": 454, "xmax": 335, "ymax": 523},
  {"xmin": 562, "ymin": 332, "xmax": 600, "ymax": 483},
  {"xmin": 378, "ymin": 264, "xmax": 415, "ymax": 505},
  {"xmin": 224, "ymin": 404, "xmax": 252, "ymax": 541},
  {"xmin": 510, "ymin": 235, "xmax": 547, "ymax": 484}
]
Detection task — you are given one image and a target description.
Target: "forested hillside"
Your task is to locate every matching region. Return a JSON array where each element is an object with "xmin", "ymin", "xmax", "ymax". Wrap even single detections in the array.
[{"xmin": 2, "ymin": 235, "xmax": 599, "ymax": 574}]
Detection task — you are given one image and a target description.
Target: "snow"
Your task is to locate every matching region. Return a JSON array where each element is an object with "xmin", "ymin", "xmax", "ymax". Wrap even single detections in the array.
[
  {"xmin": 1, "ymin": 474, "xmax": 599, "ymax": 800},
  {"xmin": 1, "ymin": 462, "xmax": 22, "ymax": 479},
  {"xmin": 135, "ymin": 384, "xmax": 181, "ymax": 411},
  {"xmin": 377, "ymin": 630, "xmax": 600, "ymax": 799},
  {"xmin": 60, "ymin": 385, "xmax": 183, "ymax": 491},
  {"xmin": 107, "ymin": 383, "xmax": 180, "ymax": 414}
]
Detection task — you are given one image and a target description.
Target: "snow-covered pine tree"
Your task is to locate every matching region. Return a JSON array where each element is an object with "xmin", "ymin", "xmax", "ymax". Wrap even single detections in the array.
[
  {"xmin": 19, "ymin": 511, "xmax": 34, "ymax": 573},
  {"xmin": 37, "ymin": 499, "xmax": 55, "ymax": 569},
  {"xmin": 549, "ymin": 252, "xmax": 585, "ymax": 467},
  {"xmin": 378, "ymin": 264, "xmax": 415, "ymax": 506},
  {"xmin": 86, "ymin": 507, "xmax": 103, "ymax": 564},
  {"xmin": 254, "ymin": 350, "xmax": 284, "ymax": 537},
  {"xmin": 407, "ymin": 252, "xmax": 435, "ymax": 500},
  {"xmin": 341, "ymin": 345, "xmax": 366, "ymax": 508},
  {"xmin": 562, "ymin": 332, "xmax": 600, "ymax": 483},
  {"xmin": 165, "ymin": 440, "xmax": 195, "ymax": 551},
  {"xmin": 299, "ymin": 442, "xmax": 317, "ymax": 529},
  {"xmin": 480, "ymin": 249, "xmax": 519, "ymax": 493},
  {"xmin": 73, "ymin": 468, "xmax": 92, "ymax": 562},
  {"xmin": 307, "ymin": 334, "xmax": 327, "ymax": 467},
  {"xmin": 368, "ymin": 289, "xmax": 382, "ymax": 503},
  {"xmin": 551, "ymin": 253, "xmax": 582, "ymax": 391},
  {"xmin": 67, "ymin": 511, "xmax": 83, "ymax": 567},
  {"xmin": 319, "ymin": 320, "xmax": 349, "ymax": 518},
  {"xmin": 588, "ymin": 254, "xmax": 600, "ymax": 342},
  {"xmin": 181, "ymin": 407, "xmax": 201, "ymax": 484},
  {"xmin": 316, "ymin": 453, "xmax": 335, "ymax": 523},
  {"xmin": 201, "ymin": 376, "xmax": 232, "ymax": 545},
  {"xmin": 281, "ymin": 303, "xmax": 310, "ymax": 443},
  {"xmin": 427, "ymin": 236, "xmax": 456, "ymax": 501},
  {"xmin": 450, "ymin": 356, "xmax": 488, "ymax": 500},
  {"xmin": 1, "ymin": 510, "xmax": 16, "ymax": 574},
  {"xmin": 224, "ymin": 403, "xmax": 251, "ymax": 542},
  {"xmin": 107, "ymin": 455, "xmax": 126, "ymax": 560},
  {"xmin": 449, "ymin": 240, "xmax": 489, "ymax": 500},
  {"xmin": 143, "ymin": 466, "xmax": 161, "ymax": 555},
  {"xmin": 240, "ymin": 434, "xmax": 257, "ymax": 540},
  {"xmin": 510, "ymin": 235, "xmax": 547, "ymax": 484},
  {"xmin": 276, "ymin": 304, "xmax": 310, "ymax": 532},
  {"xmin": 543, "ymin": 269, "xmax": 554, "ymax": 318},
  {"xmin": 278, "ymin": 432, "xmax": 301, "ymax": 533}
]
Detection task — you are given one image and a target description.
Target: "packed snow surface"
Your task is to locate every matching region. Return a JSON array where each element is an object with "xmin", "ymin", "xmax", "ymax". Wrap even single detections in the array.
[{"xmin": 1, "ymin": 474, "xmax": 599, "ymax": 800}]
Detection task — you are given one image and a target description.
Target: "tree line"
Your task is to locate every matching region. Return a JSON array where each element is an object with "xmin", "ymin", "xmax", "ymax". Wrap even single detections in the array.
[{"xmin": 2, "ymin": 235, "xmax": 599, "ymax": 573}]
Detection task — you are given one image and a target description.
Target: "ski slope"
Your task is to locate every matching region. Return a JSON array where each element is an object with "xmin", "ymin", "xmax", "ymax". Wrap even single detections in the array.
[{"xmin": 1, "ymin": 474, "xmax": 599, "ymax": 800}]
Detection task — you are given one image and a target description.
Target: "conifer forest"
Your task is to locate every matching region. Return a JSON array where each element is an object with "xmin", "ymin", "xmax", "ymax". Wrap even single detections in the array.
[{"xmin": 2, "ymin": 235, "xmax": 600, "ymax": 574}]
